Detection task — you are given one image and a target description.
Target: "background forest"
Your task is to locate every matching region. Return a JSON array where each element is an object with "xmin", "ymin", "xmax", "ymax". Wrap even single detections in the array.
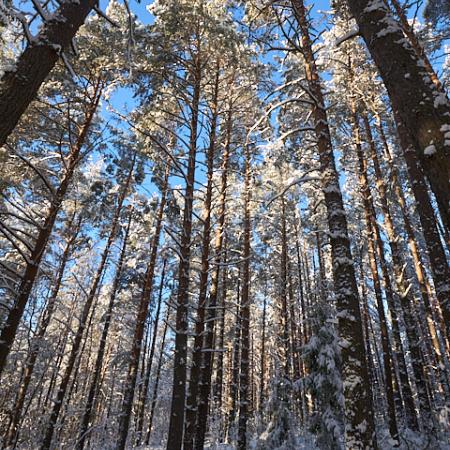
[{"xmin": 0, "ymin": 0, "xmax": 449, "ymax": 448}]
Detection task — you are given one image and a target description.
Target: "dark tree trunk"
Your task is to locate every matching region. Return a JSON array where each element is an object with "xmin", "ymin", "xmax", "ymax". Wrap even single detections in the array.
[
  {"xmin": 0, "ymin": 0, "xmax": 97, "ymax": 146},
  {"xmin": 145, "ymin": 299, "xmax": 172, "ymax": 446},
  {"xmin": 290, "ymin": 1, "xmax": 377, "ymax": 446},
  {"xmin": 194, "ymin": 85, "xmax": 232, "ymax": 450},
  {"xmin": 345, "ymin": 0, "xmax": 450, "ymax": 225},
  {"xmin": 135, "ymin": 258, "xmax": 167, "ymax": 446},
  {"xmin": 166, "ymin": 59, "xmax": 202, "ymax": 450},
  {"xmin": 237, "ymin": 144, "xmax": 252, "ymax": 450},
  {"xmin": 184, "ymin": 67, "xmax": 220, "ymax": 450},
  {"xmin": 351, "ymin": 108, "xmax": 399, "ymax": 442}
]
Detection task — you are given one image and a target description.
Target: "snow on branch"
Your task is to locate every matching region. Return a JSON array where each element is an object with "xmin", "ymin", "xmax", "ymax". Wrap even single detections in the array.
[
  {"xmin": 335, "ymin": 26, "xmax": 360, "ymax": 47},
  {"xmin": 266, "ymin": 170, "xmax": 321, "ymax": 207},
  {"xmin": 93, "ymin": 6, "xmax": 120, "ymax": 28}
]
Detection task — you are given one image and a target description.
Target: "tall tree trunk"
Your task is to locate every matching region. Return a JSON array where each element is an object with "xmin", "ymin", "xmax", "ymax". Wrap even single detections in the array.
[
  {"xmin": 351, "ymin": 107, "xmax": 399, "ymax": 442},
  {"xmin": 237, "ymin": 143, "xmax": 252, "ymax": 450},
  {"xmin": 76, "ymin": 212, "xmax": 133, "ymax": 450},
  {"xmin": 290, "ymin": 1, "xmax": 376, "ymax": 446},
  {"xmin": 213, "ymin": 244, "xmax": 228, "ymax": 415},
  {"xmin": 194, "ymin": 91, "xmax": 232, "ymax": 450},
  {"xmin": 0, "ymin": 0, "xmax": 97, "ymax": 146},
  {"xmin": 279, "ymin": 196, "xmax": 292, "ymax": 380},
  {"xmin": 166, "ymin": 58, "xmax": 202, "ymax": 450},
  {"xmin": 135, "ymin": 258, "xmax": 167, "ymax": 446},
  {"xmin": 5, "ymin": 214, "xmax": 81, "ymax": 447},
  {"xmin": 0, "ymin": 79, "xmax": 103, "ymax": 379},
  {"xmin": 145, "ymin": 298, "xmax": 172, "ymax": 446},
  {"xmin": 363, "ymin": 114, "xmax": 450, "ymax": 398},
  {"xmin": 227, "ymin": 268, "xmax": 241, "ymax": 441},
  {"xmin": 116, "ymin": 165, "xmax": 170, "ymax": 450},
  {"xmin": 345, "ymin": 0, "xmax": 450, "ymax": 223},
  {"xmin": 376, "ymin": 118, "xmax": 450, "ymax": 353},
  {"xmin": 390, "ymin": 115, "xmax": 450, "ymax": 345},
  {"xmin": 259, "ymin": 272, "xmax": 267, "ymax": 414},
  {"xmin": 184, "ymin": 66, "xmax": 220, "ymax": 450},
  {"xmin": 39, "ymin": 155, "xmax": 134, "ymax": 450}
]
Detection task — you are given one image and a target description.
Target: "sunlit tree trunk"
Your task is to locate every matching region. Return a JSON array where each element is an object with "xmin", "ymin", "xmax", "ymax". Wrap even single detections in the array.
[
  {"xmin": 0, "ymin": 79, "xmax": 103, "ymax": 379},
  {"xmin": 116, "ymin": 165, "xmax": 169, "ymax": 450},
  {"xmin": 40, "ymin": 156, "xmax": 134, "ymax": 450}
]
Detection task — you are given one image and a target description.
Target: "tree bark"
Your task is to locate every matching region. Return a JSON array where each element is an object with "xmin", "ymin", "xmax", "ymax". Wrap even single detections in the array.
[
  {"xmin": 0, "ymin": 0, "xmax": 97, "ymax": 146},
  {"xmin": 76, "ymin": 212, "xmax": 133, "ymax": 450},
  {"xmin": 116, "ymin": 165, "xmax": 169, "ymax": 450},
  {"xmin": 184, "ymin": 66, "xmax": 220, "ymax": 450},
  {"xmin": 290, "ymin": 1, "xmax": 377, "ymax": 446},
  {"xmin": 0, "ymin": 79, "xmax": 103, "ymax": 379},
  {"xmin": 237, "ymin": 144, "xmax": 252, "ymax": 450},
  {"xmin": 166, "ymin": 57, "xmax": 202, "ymax": 450},
  {"xmin": 345, "ymin": 0, "xmax": 450, "ymax": 233},
  {"xmin": 145, "ymin": 298, "xmax": 172, "ymax": 446},
  {"xmin": 351, "ymin": 108, "xmax": 399, "ymax": 442},
  {"xmin": 194, "ymin": 90, "xmax": 232, "ymax": 450},
  {"xmin": 134, "ymin": 258, "xmax": 167, "ymax": 446}
]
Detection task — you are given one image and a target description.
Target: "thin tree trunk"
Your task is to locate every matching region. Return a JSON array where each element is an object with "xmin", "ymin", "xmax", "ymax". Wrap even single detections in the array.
[
  {"xmin": 390, "ymin": 115, "xmax": 450, "ymax": 346},
  {"xmin": 144, "ymin": 299, "xmax": 171, "ymax": 446},
  {"xmin": 376, "ymin": 119, "xmax": 450, "ymax": 353},
  {"xmin": 364, "ymin": 114, "xmax": 450, "ymax": 399},
  {"xmin": 39, "ymin": 156, "xmax": 134, "ymax": 450},
  {"xmin": 237, "ymin": 143, "xmax": 252, "ymax": 450},
  {"xmin": 280, "ymin": 196, "xmax": 292, "ymax": 380},
  {"xmin": 351, "ymin": 108, "xmax": 399, "ymax": 442},
  {"xmin": 184, "ymin": 66, "xmax": 220, "ymax": 450},
  {"xmin": 0, "ymin": 80, "xmax": 103, "ymax": 379},
  {"xmin": 166, "ymin": 48, "xmax": 202, "ymax": 449},
  {"xmin": 116, "ymin": 165, "xmax": 170, "ymax": 450},
  {"xmin": 76, "ymin": 212, "xmax": 133, "ymax": 450},
  {"xmin": 259, "ymin": 272, "xmax": 267, "ymax": 414},
  {"xmin": 227, "ymin": 269, "xmax": 241, "ymax": 441},
  {"xmin": 134, "ymin": 258, "xmax": 167, "ymax": 446},
  {"xmin": 5, "ymin": 214, "xmax": 81, "ymax": 447}
]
